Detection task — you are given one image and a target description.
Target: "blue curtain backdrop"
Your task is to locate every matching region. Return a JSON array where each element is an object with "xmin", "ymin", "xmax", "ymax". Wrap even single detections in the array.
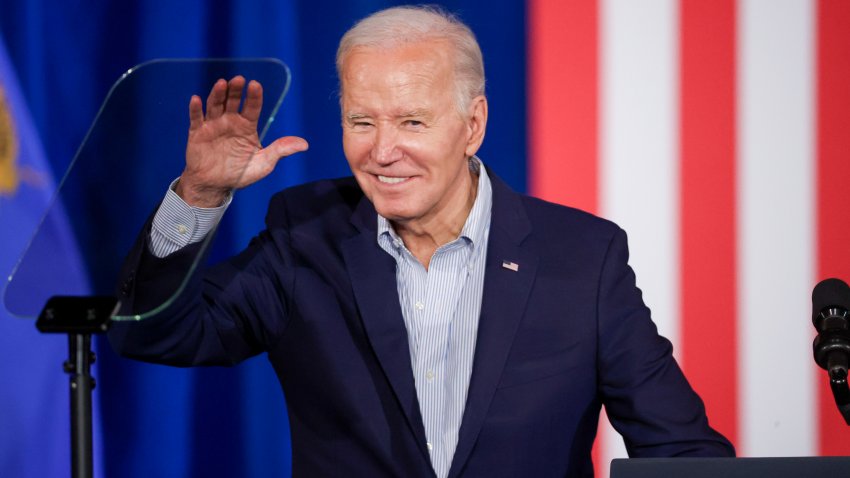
[{"xmin": 0, "ymin": 1, "xmax": 526, "ymax": 476}]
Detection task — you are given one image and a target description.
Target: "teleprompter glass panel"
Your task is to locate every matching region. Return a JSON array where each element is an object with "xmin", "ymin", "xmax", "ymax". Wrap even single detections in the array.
[{"xmin": 3, "ymin": 59, "xmax": 290, "ymax": 321}]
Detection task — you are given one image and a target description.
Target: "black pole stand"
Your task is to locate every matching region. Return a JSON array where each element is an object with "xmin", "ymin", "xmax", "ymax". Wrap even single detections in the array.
[{"xmin": 36, "ymin": 296, "xmax": 117, "ymax": 478}]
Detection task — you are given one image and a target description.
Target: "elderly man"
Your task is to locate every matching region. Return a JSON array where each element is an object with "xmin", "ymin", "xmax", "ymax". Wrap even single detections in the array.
[{"xmin": 110, "ymin": 5, "xmax": 733, "ymax": 477}]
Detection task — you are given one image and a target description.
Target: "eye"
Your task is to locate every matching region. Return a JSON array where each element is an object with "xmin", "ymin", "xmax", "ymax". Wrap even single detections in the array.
[
  {"xmin": 404, "ymin": 120, "xmax": 424, "ymax": 128},
  {"xmin": 350, "ymin": 121, "xmax": 373, "ymax": 130}
]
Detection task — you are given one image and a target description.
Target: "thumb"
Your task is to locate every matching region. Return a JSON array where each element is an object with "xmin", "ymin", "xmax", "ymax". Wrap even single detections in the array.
[
  {"xmin": 238, "ymin": 136, "xmax": 309, "ymax": 188},
  {"xmin": 250, "ymin": 136, "xmax": 309, "ymax": 180},
  {"xmin": 263, "ymin": 136, "xmax": 309, "ymax": 162}
]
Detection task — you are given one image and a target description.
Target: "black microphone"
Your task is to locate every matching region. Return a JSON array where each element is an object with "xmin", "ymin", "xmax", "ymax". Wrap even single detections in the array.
[
  {"xmin": 812, "ymin": 278, "xmax": 850, "ymax": 380},
  {"xmin": 812, "ymin": 278, "xmax": 850, "ymax": 425}
]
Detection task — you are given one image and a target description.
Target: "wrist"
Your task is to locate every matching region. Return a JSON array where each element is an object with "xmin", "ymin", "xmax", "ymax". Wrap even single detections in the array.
[{"xmin": 174, "ymin": 178, "xmax": 230, "ymax": 208}]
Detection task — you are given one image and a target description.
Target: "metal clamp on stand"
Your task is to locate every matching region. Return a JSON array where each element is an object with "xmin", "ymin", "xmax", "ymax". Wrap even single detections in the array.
[
  {"xmin": 812, "ymin": 278, "xmax": 850, "ymax": 426},
  {"xmin": 36, "ymin": 296, "xmax": 118, "ymax": 478}
]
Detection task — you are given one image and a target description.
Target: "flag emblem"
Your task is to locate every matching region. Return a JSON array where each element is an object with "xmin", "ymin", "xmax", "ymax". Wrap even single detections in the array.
[{"xmin": 0, "ymin": 85, "xmax": 19, "ymax": 195}]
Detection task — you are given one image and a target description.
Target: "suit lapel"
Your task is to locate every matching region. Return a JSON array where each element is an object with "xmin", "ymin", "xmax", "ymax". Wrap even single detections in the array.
[
  {"xmin": 341, "ymin": 198, "xmax": 431, "ymax": 462},
  {"xmin": 449, "ymin": 175, "xmax": 538, "ymax": 478}
]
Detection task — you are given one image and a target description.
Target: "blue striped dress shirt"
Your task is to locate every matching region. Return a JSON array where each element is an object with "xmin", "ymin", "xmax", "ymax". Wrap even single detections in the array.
[{"xmin": 376, "ymin": 159, "xmax": 492, "ymax": 478}]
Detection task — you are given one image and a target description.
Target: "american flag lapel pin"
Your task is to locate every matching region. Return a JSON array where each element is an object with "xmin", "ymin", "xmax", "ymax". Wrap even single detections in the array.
[{"xmin": 502, "ymin": 260, "xmax": 519, "ymax": 272}]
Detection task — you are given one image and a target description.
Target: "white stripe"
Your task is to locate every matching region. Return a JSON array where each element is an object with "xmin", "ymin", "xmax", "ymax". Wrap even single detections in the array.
[
  {"xmin": 600, "ymin": 0, "xmax": 680, "ymax": 349},
  {"xmin": 599, "ymin": 0, "xmax": 680, "ymax": 471},
  {"xmin": 737, "ymin": 0, "xmax": 816, "ymax": 456}
]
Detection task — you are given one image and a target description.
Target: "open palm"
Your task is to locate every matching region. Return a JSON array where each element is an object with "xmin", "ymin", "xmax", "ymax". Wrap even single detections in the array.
[{"xmin": 178, "ymin": 76, "xmax": 308, "ymax": 207}]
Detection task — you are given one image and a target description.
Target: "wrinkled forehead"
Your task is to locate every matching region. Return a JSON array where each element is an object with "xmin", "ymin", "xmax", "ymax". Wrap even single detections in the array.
[{"xmin": 339, "ymin": 49, "xmax": 458, "ymax": 118}]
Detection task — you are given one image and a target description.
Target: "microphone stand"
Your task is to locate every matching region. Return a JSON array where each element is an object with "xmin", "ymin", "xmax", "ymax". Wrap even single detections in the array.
[
  {"xmin": 813, "ymin": 306, "xmax": 850, "ymax": 425},
  {"xmin": 827, "ymin": 361, "xmax": 850, "ymax": 425}
]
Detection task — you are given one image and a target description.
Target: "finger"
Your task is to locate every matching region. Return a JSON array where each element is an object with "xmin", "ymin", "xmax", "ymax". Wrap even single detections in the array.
[
  {"xmin": 205, "ymin": 78, "xmax": 227, "ymax": 119},
  {"xmin": 241, "ymin": 80, "xmax": 263, "ymax": 123},
  {"xmin": 188, "ymin": 95, "xmax": 204, "ymax": 131},
  {"xmin": 225, "ymin": 75, "xmax": 246, "ymax": 113}
]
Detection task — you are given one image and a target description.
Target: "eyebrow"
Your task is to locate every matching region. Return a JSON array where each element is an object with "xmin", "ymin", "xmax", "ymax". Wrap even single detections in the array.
[
  {"xmin": 344, "ymin": 109, "xmax": 432, "ymax": 122},
  {"xmin": 345, "ymin": 113, "xmax": 370, "ymax": 122},
  {"xmin": 399, "ymin": 109, "xmax": 429, "ymax": 118}
]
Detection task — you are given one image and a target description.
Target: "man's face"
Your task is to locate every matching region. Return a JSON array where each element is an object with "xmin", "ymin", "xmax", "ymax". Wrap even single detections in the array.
[{"xmin": 340, "ymin": 40, "xmax": 487, "ymax": 229}]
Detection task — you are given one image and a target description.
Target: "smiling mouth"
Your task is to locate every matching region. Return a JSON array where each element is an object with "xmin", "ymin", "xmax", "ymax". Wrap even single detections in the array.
[{"xmin": 377, "ymin": 175, "xmax": 410, "ymax": 185}]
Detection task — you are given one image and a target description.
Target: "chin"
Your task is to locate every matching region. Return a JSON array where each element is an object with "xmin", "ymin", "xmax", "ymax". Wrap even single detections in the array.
[
  {"xmin": 374, "ymin": 207, "xmax": 410, "ymax": 222},
  {"xmin": 372, "ymin": 199, "xmax": 420, "ymax": 222}
]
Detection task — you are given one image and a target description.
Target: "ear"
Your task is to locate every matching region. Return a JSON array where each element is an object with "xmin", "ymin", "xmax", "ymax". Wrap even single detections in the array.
[{"xmin": 464, "ymin": 95, "xmax": 488, "ymax": 157}]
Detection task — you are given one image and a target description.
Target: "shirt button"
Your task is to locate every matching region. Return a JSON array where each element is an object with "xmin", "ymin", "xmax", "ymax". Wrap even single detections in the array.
[
  {"xmin": 426, "ymin": 370, "xmax": 435, "ymax": 382},
  {"xmin": 415, "ymin": 301, "xmax": 425, "ymax": 311},
  {"xmin": 426, "ymin": 442, "xmax": 433, "ymax": 451},
  {"xmin": 176, "ymin": 224, "xmax": 189, "ymax": 235}
]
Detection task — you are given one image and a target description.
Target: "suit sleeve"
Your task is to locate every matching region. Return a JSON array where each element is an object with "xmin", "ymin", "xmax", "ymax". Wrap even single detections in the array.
[
  {"xmin": 108, "ymin": 206, "xmax": 295, "ymax": 368},
  {"xmin": 596, "ymin": 228, "xmax": 735, "ymax": 457}
]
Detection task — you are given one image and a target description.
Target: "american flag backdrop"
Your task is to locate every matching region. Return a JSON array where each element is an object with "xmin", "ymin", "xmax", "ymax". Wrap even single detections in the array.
[{"xmin": 528, "ymin": 0, "xmax": 850, "ymax": 474}]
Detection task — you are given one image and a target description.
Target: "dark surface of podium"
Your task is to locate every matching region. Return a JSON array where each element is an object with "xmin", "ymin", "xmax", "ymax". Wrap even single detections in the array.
[{"xmin": 610, "ymin": 456, "xmax": 850, "ymax": 478}]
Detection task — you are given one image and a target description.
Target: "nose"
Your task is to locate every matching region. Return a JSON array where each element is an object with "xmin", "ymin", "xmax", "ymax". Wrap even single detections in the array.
[{"xmin": 372, "ymin": 125, "xmax": 403, "ymax": 165}]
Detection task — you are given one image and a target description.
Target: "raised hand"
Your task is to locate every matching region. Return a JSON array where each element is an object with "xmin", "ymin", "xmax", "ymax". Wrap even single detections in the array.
[{"xmin": 177, "ymin": 76, "xmax": 308, "ymax": 207}]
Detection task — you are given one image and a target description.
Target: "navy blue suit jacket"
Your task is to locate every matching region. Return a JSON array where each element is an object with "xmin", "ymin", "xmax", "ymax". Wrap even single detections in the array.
[{"xmin": 109, "ymin": 173, "xmax": 733, "ymax": 477}]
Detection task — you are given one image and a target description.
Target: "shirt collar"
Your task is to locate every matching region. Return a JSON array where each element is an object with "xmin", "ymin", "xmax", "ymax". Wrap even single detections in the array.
[{"xmin": 377, "ymin": 156, "xmax": 493, "ymax": 251}]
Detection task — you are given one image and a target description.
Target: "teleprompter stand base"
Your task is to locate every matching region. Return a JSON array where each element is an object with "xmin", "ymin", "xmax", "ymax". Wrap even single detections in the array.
[{"xmin": 36, "ymin": 296, "xmax": 117, "ymax": 478}]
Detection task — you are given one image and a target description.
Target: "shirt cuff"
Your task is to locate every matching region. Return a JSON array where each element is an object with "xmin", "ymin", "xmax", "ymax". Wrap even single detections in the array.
[{"xmin": 149, "ymin": 178, "xmax": 232, "ymax": 257}]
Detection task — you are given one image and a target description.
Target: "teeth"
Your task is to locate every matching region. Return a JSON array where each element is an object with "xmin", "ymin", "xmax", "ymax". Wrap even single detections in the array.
[{"xmin": 378, "ymin": 175, "xmax": 408, "ymax": 184}]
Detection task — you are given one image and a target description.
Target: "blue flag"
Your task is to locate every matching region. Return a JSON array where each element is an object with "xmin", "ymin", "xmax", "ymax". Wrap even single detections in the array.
[{"xmin": 0, "ymin": 36, "xmax": 101, "ymax": 477}]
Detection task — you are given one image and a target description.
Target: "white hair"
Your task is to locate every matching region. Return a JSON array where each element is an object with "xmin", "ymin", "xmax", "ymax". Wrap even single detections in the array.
[{"xmin": 336, "ymin": 5, "xmax": 486, "ymax": 113}]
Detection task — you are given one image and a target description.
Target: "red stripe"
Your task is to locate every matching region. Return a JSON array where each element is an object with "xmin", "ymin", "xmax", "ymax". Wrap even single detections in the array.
[
  {"xmin": 528, "ymin": 0, "xmax": 598, "ymax": 214},
  {"xmin": 817, "ymin": 0, "xmax": 850, "ymax": 455},
  {"xmin": 528, "ymin": 0, "xmax": 602, "ymax": 472},
  {"xmin": 679, "ymin": 0, "xmax": 738, "ymax": 448}
]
